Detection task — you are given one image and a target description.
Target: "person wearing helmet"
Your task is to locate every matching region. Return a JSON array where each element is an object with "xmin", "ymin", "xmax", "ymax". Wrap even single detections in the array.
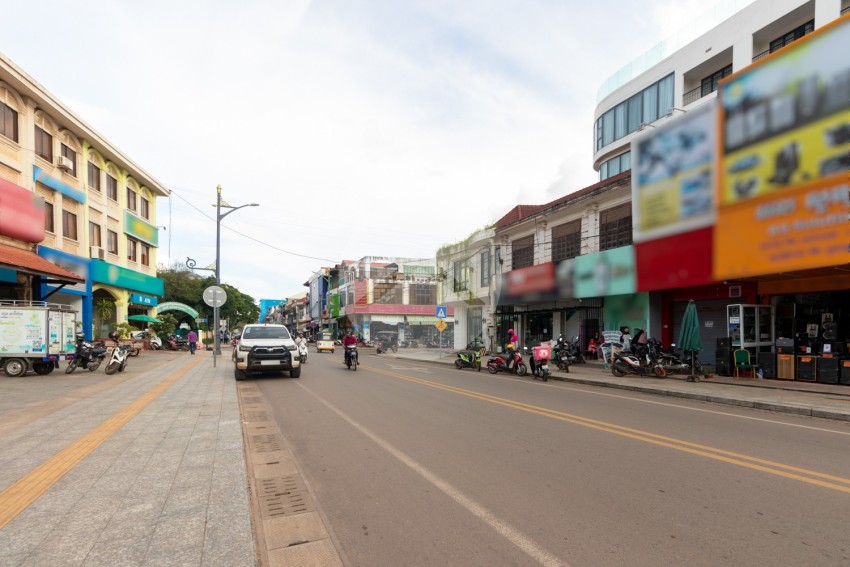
[{"xmin": 506, "ymin": 328, "xmax": 519, "ymax": 370}]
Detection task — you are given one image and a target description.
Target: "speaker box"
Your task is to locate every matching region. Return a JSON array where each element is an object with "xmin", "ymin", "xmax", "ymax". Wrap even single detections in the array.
[
  {"xmin": 817, "ymin": 357, "xmax": 840, "ymax": 384},
  {"xmin": 796, "ymin": 356, "xmax": 817, "ymax": 381},
  {"xmin": 758, "ymin": 353, "xmax": 776, "ymax": 379},
  {"xmin": 776, "ymin": 338, "xmax": 795, "ymax": 354},
  {"xmin": 716, "ymin": 337, "xmax": 731, "ymax": 349},
  {"xmin": 777, "ymin": 354, "xmax": 796, "ymax": 380},
  {"xmin": 822, "ymin": 322, "xmax": 838, "ymax": 341},
  {"xmin": 715, "ymin": 347, "xmax": 731, "ymax": 376},
  {"xmin": 841, "ymin": 360, "xmax": 850, "ymax": 385}
]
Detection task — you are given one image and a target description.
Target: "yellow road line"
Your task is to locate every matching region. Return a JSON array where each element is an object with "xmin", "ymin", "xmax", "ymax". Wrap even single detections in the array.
[
  {"xmin": 364, "ymin": 365, "xmax": 850, "ymax": 494},
  {"xmin": 0, "ymin": 356, "xmax": 202, "ymax": 529}
]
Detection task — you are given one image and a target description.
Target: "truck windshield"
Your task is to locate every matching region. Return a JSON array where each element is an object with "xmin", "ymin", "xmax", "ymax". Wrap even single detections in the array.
[{"xmin": 243, "ymin": 327, "xmax": 290, "ymax": 340}]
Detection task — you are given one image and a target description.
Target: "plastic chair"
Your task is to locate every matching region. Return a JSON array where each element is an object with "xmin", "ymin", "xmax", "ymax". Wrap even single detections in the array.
[{"xmin": 734, "ymin": 349, "xmax": 757, "ymax": 379}]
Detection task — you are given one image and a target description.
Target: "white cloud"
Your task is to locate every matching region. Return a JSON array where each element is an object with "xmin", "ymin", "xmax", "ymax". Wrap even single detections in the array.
[{"xmin": 3, "ymin": 0, "xmax": 680, "ymax": 300}]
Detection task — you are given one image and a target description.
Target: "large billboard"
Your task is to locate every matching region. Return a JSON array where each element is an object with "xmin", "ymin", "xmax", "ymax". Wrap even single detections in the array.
[
  {"xmin": 632, "ymin": 101, "xmax": 717, "ymax": 243},
  {"xmin": 714, "ymin": 15, "xmax": 850, "ymax": 279}
]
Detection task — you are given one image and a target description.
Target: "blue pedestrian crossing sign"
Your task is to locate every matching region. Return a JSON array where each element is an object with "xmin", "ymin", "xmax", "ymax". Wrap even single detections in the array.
[{"xmin": 435, "ymin": 305, "xmax": 447, "ymax": 319}]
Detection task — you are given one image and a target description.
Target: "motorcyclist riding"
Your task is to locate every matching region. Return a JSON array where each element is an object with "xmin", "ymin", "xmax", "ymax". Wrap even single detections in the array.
[{"xmin": 343, "ymin": 329, "xmax": 358, "ymax": 365}]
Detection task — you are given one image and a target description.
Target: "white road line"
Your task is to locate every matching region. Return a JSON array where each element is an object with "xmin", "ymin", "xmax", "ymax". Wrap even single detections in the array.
[{"xmin": 297, "ymin": 382, "xmax": 570, "ymax": 567}]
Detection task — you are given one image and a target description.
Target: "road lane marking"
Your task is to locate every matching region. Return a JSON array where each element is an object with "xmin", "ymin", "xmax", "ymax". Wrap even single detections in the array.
[
  {"xmin": 363, "ymin": 365, "xmax": 850, "ymax": 495},
  {"xmin": 296, "ymin": 381, "xmax": 570, "ymax": 567},
  {"xmin": 0, "ymin": 356, "xmax": 202, "ymax": 529}
]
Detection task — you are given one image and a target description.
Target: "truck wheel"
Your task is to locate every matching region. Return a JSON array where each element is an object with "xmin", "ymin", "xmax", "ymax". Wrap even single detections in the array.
[
  {"xmin": 234, "ymin": 367, "xmax": 246, "ymax": 381},
  {"xmin": 290, "ymin": 366, "xmax": 301, "ymax": 378},
  {"xmin": 33, "ymin": 362, "xmax": 54, "ymax": 375},
  {"xmin": 4, "ymin": 358, "xmax": 27, "ymax": 377}
]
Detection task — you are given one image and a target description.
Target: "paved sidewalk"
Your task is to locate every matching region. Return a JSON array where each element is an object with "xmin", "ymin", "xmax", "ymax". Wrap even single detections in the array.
[
  {"xmin": 384, "ymin": 348, "xmax": 850, "ymax": 422},
  {"xmin": 0, "ymin": 349, "xmax": 255, "ymax": 567}
]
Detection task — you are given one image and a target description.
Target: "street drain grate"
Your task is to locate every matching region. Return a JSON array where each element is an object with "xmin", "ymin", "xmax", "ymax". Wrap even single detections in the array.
[
  {"xmin": 257, "ymin": 475, "xmax": 312, "ymax": 517},
  {"xmin": 251, "ymin": 434, "xmax": 282, "ymax": 452},
  {"xmin": 244, "ymin": 410, "xmax": 269, "ymax": 421},
  {"xmin": 242, "ymin": 396, "xmax": 262, "ymax": 404}
]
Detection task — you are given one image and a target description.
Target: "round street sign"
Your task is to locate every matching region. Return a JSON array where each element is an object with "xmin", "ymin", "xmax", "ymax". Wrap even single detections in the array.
[{"xmin": 203, "ymin": 285, "xmax": 227, "ymax": 308}]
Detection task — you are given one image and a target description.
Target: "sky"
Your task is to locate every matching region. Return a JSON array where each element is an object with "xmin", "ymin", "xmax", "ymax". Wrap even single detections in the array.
[{"xmin": 4, "ymin": 0, "xmax": 705, "ymax": 301}]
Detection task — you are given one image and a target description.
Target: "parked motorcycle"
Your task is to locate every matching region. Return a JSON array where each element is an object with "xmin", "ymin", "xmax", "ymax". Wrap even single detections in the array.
[
  {"xmin": 344, "ymin": 345, "xmax": 358, "ymax": 371},
  {"xmin": 653, "ymin": 340, "xmax": 703, "ymax": 376},
  {"xmin": 454, "ymin": 349, "xmax": 481, "ymax": 371},
  {"xmin": 165, "ymin": 334, "xmax": 189, "ymax": 351},
  {"xmin": 554, "ymin": 335, "xmax": 585, "ymax": 368},
  {"xmin": 610, "ymin": 348, "xmax": 666, "ymax": 378},
  {"xmin": 65, "ymin": 333, "xmax": 108, "ymax": 373},
  {"xmin": 487, "ymin": 351, "xmax": 527, "ymax": 376},
  {"xmin": 104, "ymin": 332, "xmax": 132, "ymax": 375},
  {"xmin": 528, "ymin": 345, "xmax": 551, "ymax": 381}
]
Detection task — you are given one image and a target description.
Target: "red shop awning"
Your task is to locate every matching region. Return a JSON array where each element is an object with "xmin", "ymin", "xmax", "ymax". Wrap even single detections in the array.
[{"xmin": 0, "ymin": 244, "xmax": 84, "ymax": 283}]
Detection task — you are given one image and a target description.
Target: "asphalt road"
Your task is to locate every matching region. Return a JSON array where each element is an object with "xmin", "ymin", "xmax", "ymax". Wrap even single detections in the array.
[{"xmin": 254, "ymin": 349, "xmax": 850, "ymax": 567}]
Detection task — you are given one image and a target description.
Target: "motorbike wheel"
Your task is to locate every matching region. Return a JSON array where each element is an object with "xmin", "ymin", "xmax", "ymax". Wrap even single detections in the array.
[
  {"xmin": 391, "ymin": 345, "xmax": 398, "ymax": 353},
  {"xmin": 105, "ymin": 361, "xmax": 119, "ymax": 375},
  {"xmin": 542, "ymin": 370, "xmax": 549, "ymax": 382},
  {"xmin": 65, "ymin": 359, "xmax": 79, "ymax": 374},
  {"xmin": 352, "ymin": 357, "xmax": 358, "ymax": 371},
  {"xmin": 611, "ymin": 361, "xmax": 627, "ymax": 377},
  {"xmin": 476, "ymin": 360, "xmax": 481, "ymax": 372},
  {"xmin": 128, "ymin": 347, "xmax": 140, "ymax": 357},
  {"xmin": 487, "ymin": 361, "xmax": 498, "ymax": 374},
  {"xmin": 455, "ymin": 360, "xmax": 462, "ymax": 369},
  {"xmin": 88, "ymin": 359, "xmax": 102, "ymax": 372},
  {"xmin": 515, "ymin": 363, "xmax": 527, "ymax": 376}
]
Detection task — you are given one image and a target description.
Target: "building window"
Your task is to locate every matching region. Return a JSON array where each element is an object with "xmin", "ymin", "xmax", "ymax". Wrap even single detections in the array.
[
  {"xmin": 126, "ymin": 188, "xmax": 137, "ymax": 211},
  {"xmin": 44, "ymin": 202, "xmax": 54, "ymax": 233},
  {"xmin": 35, "ymin": 127, "xmax": 52, "ymax": 161},
  {"xmin": 770, "ymin": 20, "xmax": 814, "ymax": 53},
  {"xmin": 88, "ymin": 162, "xmax": 101, "ymax": 191},
  {"xmin": 552, "ymin": 219, "xmax": 582, "ymax": 262},
  {"xmin": 410, "ymin": 284, "xmax": 436, "ymax": 305},
  {"xmin": 140, "ymin": 197, "xmax": 149, "ymax": 219},
  {"xmin": 127, "ymin": 237, "xmax": 137, "ymax": 262},
  {"xmin": 701, "ymin": 64, "xmax": 733, "ymax": 97},
  {"xmin": 1, "ymin": 102, "xmax": 18, "ymax": 142},
  {"xmin": 106, "ymin": 174, "xmax": 118, "ymax": 201},
  {"xmin": 61, "ymin": 144, "xmax": 77, "ymax": 177},
  {"xmin": 62, "ymin": 210, "xmax": 77, "ymax": 240},
  {"xmin": 511, "ymin": 235, "xmax": 534, "ymax": 270},
  {"xmin": 140, "ymin": 243, "xmax": 150, "ymax": 266},
  {"xmin": 595, "ymin": 74, "xmax": 674, "ymax": 151},
  {"xmin": 373, "ymin": 282, "xmax": 402, "ymax": 304},
  {"xmin": 480, "ymin": 249, "xmax": 490, "ymax": 287},
  {"xmin": 599, "ymin": 150, "xmax": 632, "ymax": 181},
  {"xmin": 452, "ymin": 260, "xmax": 469, "ymax": 293},
  {"xmin": 89, "ymin": 222, "xmax": 102, "ymax": 247},
  {"xmin": 107, "ymin": 229, "xmax": 118, "ymax": 254},
  {"xmin": 599, "ymin": 203, "xmax": 632, "ymax": 251}
]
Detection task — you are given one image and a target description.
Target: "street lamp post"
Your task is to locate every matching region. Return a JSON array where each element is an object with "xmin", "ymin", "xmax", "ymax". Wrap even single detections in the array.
[{"xmin": 213, "ymin": 185, "xmax": 258, "ymax": 355}]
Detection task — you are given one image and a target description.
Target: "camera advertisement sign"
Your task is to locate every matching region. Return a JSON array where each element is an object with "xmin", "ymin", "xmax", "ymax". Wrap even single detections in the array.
[{"xmin": 714, "ymin": 15, "xmax": 850, "ymax": 279}]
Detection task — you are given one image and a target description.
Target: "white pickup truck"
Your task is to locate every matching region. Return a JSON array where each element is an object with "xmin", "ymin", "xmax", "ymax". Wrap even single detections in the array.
[{"xmin": 0, "ymin": 301, "xmax": 78, "ymax": 377}]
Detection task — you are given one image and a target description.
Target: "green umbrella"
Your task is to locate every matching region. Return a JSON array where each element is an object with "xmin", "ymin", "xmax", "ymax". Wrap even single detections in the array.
[
  {"xmin": 677, "ymin": 300, "xmax": 702, "ymax": 380},
  {"xmin": 127, "ymin": 314, "xmax": 160, "ymax": 323}
]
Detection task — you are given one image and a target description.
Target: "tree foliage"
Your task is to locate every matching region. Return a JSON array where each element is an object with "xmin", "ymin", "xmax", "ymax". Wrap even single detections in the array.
[{"xmin": 158, "ymin": 267, "xmax": 260, "ymax": 330}]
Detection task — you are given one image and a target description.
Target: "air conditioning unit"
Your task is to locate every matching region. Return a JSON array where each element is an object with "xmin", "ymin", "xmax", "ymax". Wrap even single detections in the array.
[
  {"xmin": 89, "ymin": 246, "xmax": 105, "ymax": 260},
  {"xmin": 56, "ymin": 155, "xmax": 73, "ymax": 171}
]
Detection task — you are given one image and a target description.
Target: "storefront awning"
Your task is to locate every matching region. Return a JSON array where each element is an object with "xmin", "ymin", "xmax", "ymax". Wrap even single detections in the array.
[{"xmin": 0, "ymin": 244, "xmax": 83, "ymax": 284}]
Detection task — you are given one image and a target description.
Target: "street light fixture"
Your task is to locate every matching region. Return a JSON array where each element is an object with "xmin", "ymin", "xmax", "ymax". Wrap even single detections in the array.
[{"xmin": 213, "ymin": 184, "xmax": 259, "ymax": 355}]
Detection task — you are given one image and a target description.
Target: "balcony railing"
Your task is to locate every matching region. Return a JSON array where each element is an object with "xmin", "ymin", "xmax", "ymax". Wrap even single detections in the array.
[
  {"xmin": 683, "ymin": 86, "xmax": 703, "ymax": 106},
  {"xmin": 752, "ymin": 49, "xmax": 770, "ymax": 62}
]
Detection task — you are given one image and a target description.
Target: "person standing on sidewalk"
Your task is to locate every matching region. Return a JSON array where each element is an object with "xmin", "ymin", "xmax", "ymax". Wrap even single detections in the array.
[{"xmin": 187, "ymin": 329, "xmax": 198, "ymax": 355}]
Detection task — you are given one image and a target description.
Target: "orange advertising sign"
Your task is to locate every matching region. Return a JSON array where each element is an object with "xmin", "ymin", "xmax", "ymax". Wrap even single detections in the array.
[{"xmin": 714, "ymin": 15, "xmax": 850, "ymax": 280}]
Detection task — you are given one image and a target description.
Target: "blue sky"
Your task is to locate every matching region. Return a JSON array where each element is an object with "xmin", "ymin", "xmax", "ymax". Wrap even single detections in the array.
[{"xmin": 3, "ymin": 0, "xmax": 705, "ymax": 300}]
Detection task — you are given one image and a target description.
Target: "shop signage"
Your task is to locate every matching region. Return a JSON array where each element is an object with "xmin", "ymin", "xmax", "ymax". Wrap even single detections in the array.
[
  {"xmin": 130, "ymin": 293, "xmax": 157, "ymax": 306},
  {"xmin": 123, "ymin": 211, "xmax": 159, "ymax": 247},
  {"xmin": 157, "ymin": 302, "xmax": 199, "ymax": 318},
  {"xmin": 714, "ymin": 16, "xmax": 850, "ymax": 279},
  {"xmin": 574, "ymin": 246, "xmax": 636, "ymax": 298},
  {"xmin": 33, "ymin": 166, "xmax": 86, "ymax": 204},
  {"xmin": 0, "ymin": 178, "xmax": 46, "ymax": 242},
  {"xmin": 90, "ymin": 261, "xmax": 164, "ymax": 296}
]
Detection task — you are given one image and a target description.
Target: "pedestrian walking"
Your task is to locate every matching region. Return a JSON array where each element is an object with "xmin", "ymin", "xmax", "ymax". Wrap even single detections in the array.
[{"xmin": 188, "ymin": 329, "xmax": 198, "ymax": 355}]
